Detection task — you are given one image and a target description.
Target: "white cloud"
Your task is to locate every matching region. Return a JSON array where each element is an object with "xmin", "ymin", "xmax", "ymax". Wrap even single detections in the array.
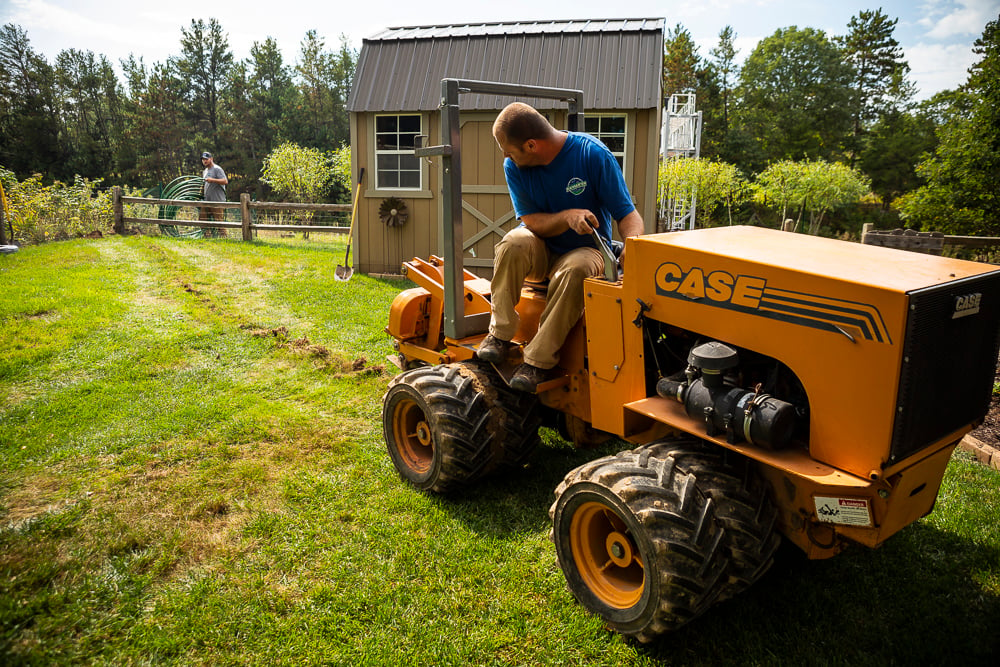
[
  {"xmin": 926, "ymin": 0, "xmax": 997, "ymax": 39},
  {"xmin": 908, "ymin": 41, "xmax": 978, "ymax": 96}
]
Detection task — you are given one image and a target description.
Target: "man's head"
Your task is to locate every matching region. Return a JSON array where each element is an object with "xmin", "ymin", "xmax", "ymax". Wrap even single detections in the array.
[
  {"xmin": 492, "ymin": 102, "xmax": 562, "ymax": 167},
  {"xmin": 201, "ymin": 152, "xmax": 214, "ymax": 166}
]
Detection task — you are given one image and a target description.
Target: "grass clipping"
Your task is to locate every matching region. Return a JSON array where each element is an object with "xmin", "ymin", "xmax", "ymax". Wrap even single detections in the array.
[{"xmin": 241, "ymin": 325, "xmax": 386, "ymax": 377}]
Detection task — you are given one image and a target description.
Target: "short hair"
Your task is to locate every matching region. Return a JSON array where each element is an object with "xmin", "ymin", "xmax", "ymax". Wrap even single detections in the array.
[{"xmin": 493, "ymin": 102, "xmax": 554, "ymax": 145}]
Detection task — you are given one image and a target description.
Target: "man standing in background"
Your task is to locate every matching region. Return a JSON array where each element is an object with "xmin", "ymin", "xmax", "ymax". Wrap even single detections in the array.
[{"xmin": 200, "ymin": 151, "xmax": 228, "ymax": 237}]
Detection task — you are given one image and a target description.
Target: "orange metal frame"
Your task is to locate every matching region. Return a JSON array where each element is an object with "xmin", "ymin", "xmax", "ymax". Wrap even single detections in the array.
[{"xmin": 387, "ymin": 226, "xmax": 999, "ymax": 557}]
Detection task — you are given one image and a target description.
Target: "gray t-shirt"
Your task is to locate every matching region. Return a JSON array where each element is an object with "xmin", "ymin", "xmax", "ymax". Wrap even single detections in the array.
[{"xmin": 203, "ymin": 164, "xmax": 227, "ymax": 201}]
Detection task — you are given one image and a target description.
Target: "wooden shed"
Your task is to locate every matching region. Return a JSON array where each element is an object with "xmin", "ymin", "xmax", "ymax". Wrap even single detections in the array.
[{"xmin": 346, "ymin": 18, "xmax": 665, "ymax": 277}]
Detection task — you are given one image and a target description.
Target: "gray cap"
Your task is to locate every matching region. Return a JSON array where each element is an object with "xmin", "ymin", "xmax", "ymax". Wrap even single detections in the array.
[{"xmin": 201, "ymin": 152, "xmax": 212, "ymax": 159}]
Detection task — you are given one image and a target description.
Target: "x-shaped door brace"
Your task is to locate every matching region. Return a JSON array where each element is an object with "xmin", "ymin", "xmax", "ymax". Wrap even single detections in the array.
[{"xmin": 461, "ymin": 202, "xmax": 516, "ymax": 250}]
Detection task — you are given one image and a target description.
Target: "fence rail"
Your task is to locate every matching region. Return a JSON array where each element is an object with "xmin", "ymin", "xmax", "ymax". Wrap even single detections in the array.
[
  {"xmin": 112, "ymin": 187, "xmax": 352, "ymax": 240},
  {"xmin": 861, "ymin": 223, "xmax": 1000, "ymax": 256}
]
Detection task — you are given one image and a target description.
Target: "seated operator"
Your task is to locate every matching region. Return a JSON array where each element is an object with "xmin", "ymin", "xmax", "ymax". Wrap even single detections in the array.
[{"xmin": 476, "ymin": 102, "xmax": 644, "ymax": 392}]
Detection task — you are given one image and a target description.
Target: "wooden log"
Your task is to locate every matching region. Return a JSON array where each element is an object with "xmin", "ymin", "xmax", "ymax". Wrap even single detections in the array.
[
  {"xmin": 942, "ymin": 235, "xmax": 1000, "ymax": 249},
  {"xmin": 251, "ymin": 224, "xmax": 348, "ymax": 233},
  {"xmin": 121, "ymin": 196, "xmax": 241, "ymax": 209},
  {"xmin": 248, "ymin": 200, "xmax": 351, "ymax": 213},
  {"xmin": 861, "ymin": 226, "xmax": 945, "ymax": 255},
  {"xmin": 122, "ymin": 217, "xmax": 243, "ymax": 229}
]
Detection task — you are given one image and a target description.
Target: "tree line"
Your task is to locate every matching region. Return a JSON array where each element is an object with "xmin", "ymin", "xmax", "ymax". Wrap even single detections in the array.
[
  {"xmin": 1, "ymin": 11, "xmax": 998, "ymax": 236},
  {"xmin": 0, "ymin": 19, "xmax": 356, "ymax": 202},
  {"xmin": 663, "ymin": 9, "xmax": 999, "ymax": 234}
]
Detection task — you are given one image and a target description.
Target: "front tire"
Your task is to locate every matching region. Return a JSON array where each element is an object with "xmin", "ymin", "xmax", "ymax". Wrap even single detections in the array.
[
  {"xmin": 550, "ymin": 443, "xmax": 730, "ymax": 642},
  {"xmin": 662, "ymin": 440, "xmax": 780, "ymax": 598},
  {"xmin": 383, "ymin": 364, "xmax": 497, "ymax": 493}
]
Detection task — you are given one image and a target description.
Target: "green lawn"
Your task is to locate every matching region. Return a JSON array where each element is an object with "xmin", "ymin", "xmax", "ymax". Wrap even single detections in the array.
[{"xmin": 2, "ymin": 236, "xmax": 998, "ymax": 665}]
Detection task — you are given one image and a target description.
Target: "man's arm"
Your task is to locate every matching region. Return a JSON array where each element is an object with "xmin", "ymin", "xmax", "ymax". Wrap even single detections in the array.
[
  {"xmin": 521, "ymin": 209, "xmax": 600, "ymax": 237},
  {"xmin": 617, "ymin": 209, "xmax": 643, "ymax": 239}
]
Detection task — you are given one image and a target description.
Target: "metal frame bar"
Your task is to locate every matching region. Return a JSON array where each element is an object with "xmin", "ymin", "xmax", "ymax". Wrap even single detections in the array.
[{"xmin": 415, "ymin": 78, "xmax": 585, "ymax": 340}]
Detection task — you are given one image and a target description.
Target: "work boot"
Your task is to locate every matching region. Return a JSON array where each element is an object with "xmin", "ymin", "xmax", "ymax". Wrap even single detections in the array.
[
  {"xmin": 510, "ymin": 363, "xmax": 558, "ymax": 393},
  {"xmin": 476, "ymin": 334, "xmax": 514, "ymax": 363}
]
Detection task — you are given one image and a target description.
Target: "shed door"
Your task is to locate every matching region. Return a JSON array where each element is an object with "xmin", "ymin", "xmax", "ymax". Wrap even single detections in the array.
[{"xmin": 459, "ymin": 114, "xmax": 517, "ymax": 278}]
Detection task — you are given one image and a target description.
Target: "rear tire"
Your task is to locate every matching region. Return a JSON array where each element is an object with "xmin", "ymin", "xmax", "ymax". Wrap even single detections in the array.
[
  {"xmin": 460, "ymin": 361, "xmax": 541, "ymax": 469},
  {"xmin": 550, "ymin": 443, "xmax": 730, "ymax": 642},
  {"xmin": 383, "ymin": 364, "xmax": 497, "ymax": 493}
]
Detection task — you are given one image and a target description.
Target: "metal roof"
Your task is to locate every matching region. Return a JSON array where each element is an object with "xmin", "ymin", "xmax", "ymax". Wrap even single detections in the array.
[{"xmin": 347, "ymin": 18, "xmax": 665, "ymax": 113}]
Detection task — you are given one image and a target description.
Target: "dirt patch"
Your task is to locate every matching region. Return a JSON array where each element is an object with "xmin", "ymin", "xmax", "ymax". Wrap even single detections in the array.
[{"xmin": 240, "ymin": 324, "xmax": 386, "ymax": 376}]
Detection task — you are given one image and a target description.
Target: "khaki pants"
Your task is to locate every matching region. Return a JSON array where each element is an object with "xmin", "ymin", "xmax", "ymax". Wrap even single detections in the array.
[{"xmin": 489, "ymin": 226, "xmax": 604, "ymax": 369}]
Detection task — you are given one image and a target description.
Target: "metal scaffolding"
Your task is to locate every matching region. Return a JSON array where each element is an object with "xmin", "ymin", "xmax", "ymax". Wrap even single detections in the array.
[{"xmin": 660, "ymin": 93, "xmax": 703, "ymax": 231}]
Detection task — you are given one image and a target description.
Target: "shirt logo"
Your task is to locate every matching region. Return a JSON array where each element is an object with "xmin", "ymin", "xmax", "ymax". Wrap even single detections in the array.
[{"xmin": 566, "ymin": 177, "xmax": 587, "ymax": 196}]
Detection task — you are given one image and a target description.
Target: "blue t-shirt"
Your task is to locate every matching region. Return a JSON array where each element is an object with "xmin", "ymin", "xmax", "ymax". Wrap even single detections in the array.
[{"xmin": 503, "ymin": 132, "xmax": 635, "ymax": 255}]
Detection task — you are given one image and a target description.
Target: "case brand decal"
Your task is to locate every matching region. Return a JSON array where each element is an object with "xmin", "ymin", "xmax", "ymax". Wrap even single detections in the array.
[{"xmin": 654, "ymin": 262, "xmax": 892, "ymax": 344}]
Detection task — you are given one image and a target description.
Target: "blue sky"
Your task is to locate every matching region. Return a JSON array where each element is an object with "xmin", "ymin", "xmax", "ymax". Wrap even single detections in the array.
[{"xmin": 2, "ymin": 0, "xmax": 997, "ymax": 100}]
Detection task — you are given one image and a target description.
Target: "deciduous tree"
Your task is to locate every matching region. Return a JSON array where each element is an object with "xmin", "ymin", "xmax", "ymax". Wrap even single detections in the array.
[
  {"xmin": 894, "ymin": 15, "xmax": 1000, "ymax": 235},
  {"xmin": 734, "ymin": 27, "xmax": 854, "ymax": 172},
  {"xmin": 754, "ymin": 159, "xmax": 869, "ymax": 234}
]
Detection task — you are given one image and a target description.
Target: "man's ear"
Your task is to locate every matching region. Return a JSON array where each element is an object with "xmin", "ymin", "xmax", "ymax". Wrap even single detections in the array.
[{"xmin": 523, "ymin": 139, "xmax": 537, "ymax": 153}]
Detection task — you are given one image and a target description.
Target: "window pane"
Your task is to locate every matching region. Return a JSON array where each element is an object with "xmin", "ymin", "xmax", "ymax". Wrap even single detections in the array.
[
  {"xmin": 379, "ymin": 170, "xmax": 399, "ymax": 188},
  {"xmin": 604, "ymin": 116, "xmax": 626, "ymax": 133},
  {"xmin": 605, "ymin": 136, "xmax": 625, "ymax": 153},
  {"xmin": 399, "ymin": 132, "xmax": 419, "ymax": 149},
  {"xmin": 376, "ymin": 115, "xmax": 397, "ymax": 133},
  {"xmin": 376, "ymin": 134, "xmax": 395, "ymax": 150},
  {"xmin": 400, "ymin": 170, "xmax": 420, "ymax": 188},
  {"xmin": 400, "ymin": 115, "xmax": 421, "ymax": 133},
  {"xmin": 584, "ymin": 117, "xmax": 600, "ymax": 133},
  {"xmin": 399, "ymin": 155, "xmax": 419, "ymax": 171}
]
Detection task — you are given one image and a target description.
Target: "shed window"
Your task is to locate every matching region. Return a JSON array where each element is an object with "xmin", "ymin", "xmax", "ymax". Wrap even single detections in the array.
[
  {"xmin": 584, "ymin": 115, "xmax": 626, "ymax": 170},
  {"xmin": 375, "ymin": 114, "xmax": 422, "ymax": 189}
]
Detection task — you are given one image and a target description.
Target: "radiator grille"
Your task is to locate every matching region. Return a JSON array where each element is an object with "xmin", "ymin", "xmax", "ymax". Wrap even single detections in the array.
[{"xmin": 891, "ymin": 272, "xmax": 1000, "ymax": 464}]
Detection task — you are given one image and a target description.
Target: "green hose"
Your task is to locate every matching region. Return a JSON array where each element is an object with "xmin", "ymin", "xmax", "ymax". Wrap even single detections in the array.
[{"xmin": 156, "ymin": 176, "xmax": 210, "ymax": 238}]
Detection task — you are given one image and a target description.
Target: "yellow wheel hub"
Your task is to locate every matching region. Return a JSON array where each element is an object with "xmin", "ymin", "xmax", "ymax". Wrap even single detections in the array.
[
  {"xmin": 569, "ymin": 501, "xmax": 645, "ymax": 609},
  {"xmin": 393, "ymin": 398, "xmax": 433, "ymax": 473}
]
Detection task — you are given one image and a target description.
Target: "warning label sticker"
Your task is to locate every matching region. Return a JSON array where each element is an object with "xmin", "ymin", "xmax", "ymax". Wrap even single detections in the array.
[{"xmin": 814, "ymin": 497, "xmax": 872, "ymax": 527}]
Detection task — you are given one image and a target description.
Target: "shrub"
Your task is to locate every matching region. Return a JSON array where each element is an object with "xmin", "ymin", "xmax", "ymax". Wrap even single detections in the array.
[{"xmin": 0, "ymin": 167, "xmax": 125, "ymax": 245}]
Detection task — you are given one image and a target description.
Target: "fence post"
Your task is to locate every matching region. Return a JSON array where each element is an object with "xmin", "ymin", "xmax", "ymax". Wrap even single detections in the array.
[
  {"xmin": 113, "ymin": 186, "xmax": 124, "ymax": 235},
  {"xmin": 241, "ymin": 193, "xmax": 252, "ymax": 241},
  {"xmin": 862, "ymin": 223, "xmax": 873, "ymax": 245}
]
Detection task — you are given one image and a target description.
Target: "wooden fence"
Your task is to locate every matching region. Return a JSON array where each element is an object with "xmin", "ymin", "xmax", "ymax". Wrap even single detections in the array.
[
  {"xmin": 860, "ymin": 223, "xmax": 1000, "ymax": 256},
  {"xmin": 111, "ymin": 186, "xmax": 351, "ymax": 241}
]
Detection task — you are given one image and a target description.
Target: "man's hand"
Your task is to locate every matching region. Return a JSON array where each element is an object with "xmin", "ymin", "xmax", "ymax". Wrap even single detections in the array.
[{"xmin": 564, "ymin": 209, "xmax": 599, "ymax": 235}]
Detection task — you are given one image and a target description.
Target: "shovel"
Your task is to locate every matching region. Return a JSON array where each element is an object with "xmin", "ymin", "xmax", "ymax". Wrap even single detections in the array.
[{"xmin": 336, "ymin": 168, "xmax": 364, "ymax": 281}]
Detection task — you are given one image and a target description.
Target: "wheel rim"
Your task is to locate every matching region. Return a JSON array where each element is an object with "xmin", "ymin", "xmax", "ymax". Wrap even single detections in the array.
[
  {"xmin": 569, "ymin": 500, "xmax": 645, "ymax": 609},
  {"xmin": 392, "ymin": 396, "xmax": 433, "ymax": 474}
]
